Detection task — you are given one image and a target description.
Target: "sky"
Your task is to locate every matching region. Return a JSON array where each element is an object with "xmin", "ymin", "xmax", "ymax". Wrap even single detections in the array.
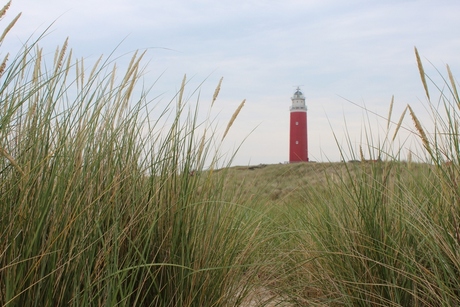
[{"xmin": 3, "ymin": 0, "xmax": 460, "ymax": 165}]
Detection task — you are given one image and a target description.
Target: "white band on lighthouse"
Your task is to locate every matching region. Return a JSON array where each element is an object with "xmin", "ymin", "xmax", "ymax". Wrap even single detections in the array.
[{"xmin": 290, "ymin": 87, "xmax": 307, "ymax": 111}]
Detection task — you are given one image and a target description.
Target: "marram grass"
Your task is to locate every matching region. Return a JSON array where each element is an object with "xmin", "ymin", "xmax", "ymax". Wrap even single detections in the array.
[
  {"xmin": 276, "ymin": 49, "xmax": 460, "ymax": 306},
  {"xmin": 4, "ymin": 3, "xmax": 460, "ymax": 306},
  {"xmin": 0, "ymin": 6, "xmax": 272, "ymax": 306}
]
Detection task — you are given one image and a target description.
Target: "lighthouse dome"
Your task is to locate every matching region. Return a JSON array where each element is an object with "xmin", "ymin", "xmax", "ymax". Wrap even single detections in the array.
[
  {"xmin": 292, "ymin": 87, "xmax": 305, "ymax": 99},
  {"xmin": 290, "ymin": 87, "xmax": 307, "ymax": 111}
]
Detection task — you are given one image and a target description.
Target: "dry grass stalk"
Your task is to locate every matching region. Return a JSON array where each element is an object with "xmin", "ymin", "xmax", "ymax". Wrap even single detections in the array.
[
  {"xmin": 65, "ymin": 49, "xmax": 72, "ymax": 72},
  {"xmin": 54, "ymin": 37, "xmax": 69, "ymax": 72},
  {"xmin": 222, "ymin": 99, "xmax": 245, "ymax": 141},
  {"xmin": 178, "ymin": 74, "xmax": 186, "ymax": 110},
  {"xmin": 0, "ymin": 52, "xmax": 8, "ymax": 78},
  {"xmin": 124, "ymin": 63, "xmax": 139, "ymax": 102},
  {"xmin": 58, "ymin": 48, "xmax": 72, "ymax": 85},
  {"xmin": 125, "ymin": 50, "xmax": 138, "ymax": 78},
  {"xmin": 414, "ymin": 47, "xmax": 430, "ymax": 100},
  {"xmin": 197, "ymin": 128, "xmax": 206, "ymax": 163},
  {"xmin": 387, "ymin": 95, "xmax": 394, "ymax": 130},
  {"xmin": 0, "ymin": 146, "xmax": 25, "ymax": 176},
  {"xmin": 53, "ymin": 46, "xmax": 59, "ymax": 68},
  {"xmin": 447, "ymin": 64, "xmax": 460, "ymax": 107},
  {"xmin": 122, "ymin": 51, "xmax": 145, "ymax": 85},
  {"xmin": 112, "ymin": 52, "xmax": 145, "ymax": 112},
  {"xmin": 33, "ymin": 47, "xmax": 42, "ymax": 84},
  {"xmin": 78, "ymin": 57, "xmax": 84, "ymax": 89},
  {"xmin": 80, "ymin": 57, "xmax": 85, "ymax": 87},
  {"xmin": 408, "ymin": 104, "xmax": 431, "ymax": 153},
  {"xmin": 359, "ymin": 145, "xmax": 364, "ymax": 161},
  {"xmin": 74, "ymin": 58, "xmax": 81, "ymax": 90},
  {"xmin": 0, "ymin": 12, "xmax": 20, "ymax": 43},
  {"xmin": 392, "ymin": 105, "xmax": 408, "ymax": 142},
  {"xmin": 89, "ymin": 55, "xmax": 103, "ymax": 81},
  {"xmin": 2, "ymin": 92, "xmax": 6, "ymax": 113},
  {"xmin": 20, "ymin": 48, "xmax": 26, "ymax": 79},
  {"xmin": 0, "ymin": 1, "xmax": 11, "ymax": 20},
  {"xmin": 109, "ymin": 63, "xmax": 117, "ymax": 92},
  {"xmin": 212, "ymin": 77, "xmax": 223, "ymax": 107}
]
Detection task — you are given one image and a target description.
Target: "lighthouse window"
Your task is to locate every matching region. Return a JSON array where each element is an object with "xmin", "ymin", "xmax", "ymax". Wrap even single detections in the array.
[
  {"xmin": 295, "ymin": 122, "xmax": 298, "ymax": 125},
  {"xmin": 295, "ymin": 141, "xmax": 299, "ymax": 144}
]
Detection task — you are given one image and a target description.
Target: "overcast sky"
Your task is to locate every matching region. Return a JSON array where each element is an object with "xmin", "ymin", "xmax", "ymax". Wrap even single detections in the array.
[{"xmin": 4, "ymin": 0, "xmax": 460, "ymax": 165}]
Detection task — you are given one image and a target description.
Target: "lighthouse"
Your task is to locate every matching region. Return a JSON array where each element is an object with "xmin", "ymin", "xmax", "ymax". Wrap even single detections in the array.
[{"xmin": 289, "ymin": 87, "xmax": 309, "ymax": 162}]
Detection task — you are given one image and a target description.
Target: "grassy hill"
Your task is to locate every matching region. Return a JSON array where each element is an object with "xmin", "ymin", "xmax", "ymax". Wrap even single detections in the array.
[
  {"xmin": 220, "ymin": 161, "xmax": 430, "ymax": 203},
  {"xmin": 222, "ymin": 162, "xmax": 343, "ymax": 202},
  {"xmin": 218, "ymin": 160, "xmax": 456, "ymax": 305}
]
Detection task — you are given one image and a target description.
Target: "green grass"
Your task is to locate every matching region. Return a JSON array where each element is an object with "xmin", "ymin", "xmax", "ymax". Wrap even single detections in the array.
[
  {"xmin": 218, "ymin": 48, "xmax": 460, "ymax": 306},
  {"xmin": 0, "ymin": 8, "xmax": 274, "ymax": 306},
  {"xmin": 3, "ymin": 5, "xmax": 460, "ymax": 307}
]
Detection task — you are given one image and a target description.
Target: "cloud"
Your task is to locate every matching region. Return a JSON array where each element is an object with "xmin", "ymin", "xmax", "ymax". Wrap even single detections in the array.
[{"xmin": 2, "ymin": 0, "xmax": 460, "ymax": 165}]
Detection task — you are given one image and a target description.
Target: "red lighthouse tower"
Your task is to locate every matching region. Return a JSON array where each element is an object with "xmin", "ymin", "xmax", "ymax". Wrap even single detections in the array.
[{"xmin": 289, "ymin": 87, "xmax": 309, "ymax": 162}]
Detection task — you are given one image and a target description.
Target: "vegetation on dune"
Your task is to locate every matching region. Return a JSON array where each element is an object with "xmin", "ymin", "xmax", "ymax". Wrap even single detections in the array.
[
  {"xmin": 220, "ymin": 46, "xmax": 460, "ymax": 305},
  {"xmin": 267, "ymin": 48, "xmax": 460, "ymax": 305},
  {"xmin": 0, "ymin": 3, "xmax": 268, "ymax": 306},
  {"xmin": 2, "ymin": 2, "xmax": 460, "ymax": 306}
]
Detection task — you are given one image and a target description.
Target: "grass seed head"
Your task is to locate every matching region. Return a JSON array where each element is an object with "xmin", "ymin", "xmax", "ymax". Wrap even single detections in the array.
[
  {"xmin": 33, "ymin": 47, "xmax": 43, "ymax": 84},
  {"xmin": 392, "ymin": 105, "xmax": 408, "ymax": 142},
  {"xmin": 0, "ymin": 146, "xmax": 24, "ymax": 176},
  {"xmin": 54, "ymin": 37, "xmax": 69, "ymax": 72},
  {"xmin": 408, "ymin": 104, "xmax": 431, "ymax": 153},
  {"xmin": 212, "ymin": 77, "xmax": 223, "ymax": 107},
  {"xmin": 387, "ymin": 95, "xmax": 394, "ymax": 130},
  {"xmin": 414, "ymin": 47, "xmax": 430, "ymax": 100},
  {"xmin": 197, "ymin": 128, "xmax": 207, "ymax": 164},
  {"xmin": 0, "ymin": 1, "xmax": 11, "ymax": 20},
  {"xmin": 0, "ymin": 12, "xmax": 20, "ymax": 44},
  {"xmin": 177, "ymin": 74, "xmax": 186, "ymax": 110},
  {"xmin": 222, "ymin": 99, "xmax": 245, "ymax": 141},
  {"xmin": 447, "ymin": 64, "xmax": 460, "ymax": 107},
  {"xmin": 89, "ymin": 55, "xmax": 103, "ymax": 81},
  {"xmin": 0, "ymin": 52, "xmax": 8, "ymax": 78}
]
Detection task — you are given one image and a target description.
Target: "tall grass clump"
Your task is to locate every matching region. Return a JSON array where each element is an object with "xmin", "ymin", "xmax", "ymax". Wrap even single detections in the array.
[
  {"xmin": 283, "ymin": 48, "xmax": 460, "ymax": 306},
  {"xmin": 0, "ymin": 5, "xmax": 266, "ymax": 306}
]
